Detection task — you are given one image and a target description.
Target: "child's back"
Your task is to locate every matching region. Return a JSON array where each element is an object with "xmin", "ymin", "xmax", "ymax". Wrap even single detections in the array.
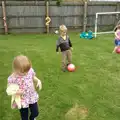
[
  {"xmin": 6, "ymin": 55, "xmax": 42, "ymax": 120},
  {"xmin": 8, "ymin": 68, "xmax": 38, "ymax": 108}
]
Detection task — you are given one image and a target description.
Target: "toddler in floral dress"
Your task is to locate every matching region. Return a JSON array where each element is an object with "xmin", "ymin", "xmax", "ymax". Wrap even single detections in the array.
[{"xmin": 6, "ymin": 55, "xmax": 42, "ymax": 120}]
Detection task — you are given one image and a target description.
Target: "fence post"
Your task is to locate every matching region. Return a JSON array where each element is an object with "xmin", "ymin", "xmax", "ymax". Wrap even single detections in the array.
[
  {"xmin": 45, "ymin": 1, "xmax": 51, "ymax": 33},
  {"xmin": 2, "ymin": 1, "xmax": 8, "ymax": 34},
  {"xmin": 116, "ymin": 2, "xmax": 120, "ymax": 11},
  {"xmin": 83, "ymin": 1, "xmax": 87, "ymax": 32}
]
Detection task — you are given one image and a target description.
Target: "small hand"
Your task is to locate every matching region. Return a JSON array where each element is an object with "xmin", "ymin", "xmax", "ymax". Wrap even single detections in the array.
[
  {"xmin": 16, "ymin": 89, "xmax": 23, "ymax": 95},
  {"xmin": 116, "ymin": 36, "xmax": 120, "ymax": 39},
  {"xmin": 71, "ymin": 47, "xmax": 73, "ymax": 51},
  {"xmin": 36, "ymin": 80, "xmax": 42, "ymax": 90}
]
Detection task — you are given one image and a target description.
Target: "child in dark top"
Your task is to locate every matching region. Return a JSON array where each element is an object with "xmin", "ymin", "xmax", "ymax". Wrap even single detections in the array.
[{"xmin": 56, "ymin": 25, "xmax": 73, "ymax": 72}]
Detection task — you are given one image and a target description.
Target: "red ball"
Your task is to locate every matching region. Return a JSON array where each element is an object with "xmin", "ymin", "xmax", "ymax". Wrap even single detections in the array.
[
  {"xmin": 67, "ymin": 64, "xmax": 75, "ymax": 72},
  {"xmin": 116, "ymin": 47, "xmax": 120, "ymax": 54}
]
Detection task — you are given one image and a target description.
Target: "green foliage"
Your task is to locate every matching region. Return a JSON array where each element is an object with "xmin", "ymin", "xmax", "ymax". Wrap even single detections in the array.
[{"xmin": 56, "ymin": 0, "xmax": 62, "ymax": 6}]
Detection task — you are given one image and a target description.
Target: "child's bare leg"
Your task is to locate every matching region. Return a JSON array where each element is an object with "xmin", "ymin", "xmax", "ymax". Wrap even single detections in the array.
[{"xmin": 112, "ymin": 46, "xmax": 118, "ymax": 53}]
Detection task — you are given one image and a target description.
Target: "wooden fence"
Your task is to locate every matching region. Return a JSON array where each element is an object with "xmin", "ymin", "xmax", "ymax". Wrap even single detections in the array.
[{"xmin": 0, "ymin": 1, "xmax": 120, "ymax": 33}]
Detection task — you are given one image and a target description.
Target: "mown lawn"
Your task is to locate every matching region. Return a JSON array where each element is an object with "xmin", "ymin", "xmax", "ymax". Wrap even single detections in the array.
[{"xmin": 0, "ymin": 33, "xmax": 120, "ymax": 120}]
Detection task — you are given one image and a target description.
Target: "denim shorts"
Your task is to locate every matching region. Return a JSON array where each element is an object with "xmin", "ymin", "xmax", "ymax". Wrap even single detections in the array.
[{"xmin": 115, "ymin": 40, "xmax": 120, "ymax": 46}]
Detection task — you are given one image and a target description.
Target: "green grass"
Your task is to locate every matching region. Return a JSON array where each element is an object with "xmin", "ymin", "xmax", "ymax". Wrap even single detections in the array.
[{"xmin": 0, "ymin": 33, "xmax": 120, "ymax": 120}]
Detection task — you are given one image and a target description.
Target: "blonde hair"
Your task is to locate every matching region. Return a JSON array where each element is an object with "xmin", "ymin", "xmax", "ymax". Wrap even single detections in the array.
[
  {"xmin": 59, "ymin": 24, "xmax": 67, "ymax": 34},
  {"xmin": 12, "ymin": 55, "xmax": 31, "ymax": 74}
]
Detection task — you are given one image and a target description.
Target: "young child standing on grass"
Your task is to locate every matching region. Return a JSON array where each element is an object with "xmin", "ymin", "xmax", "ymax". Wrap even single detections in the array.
[
  {"xmin": 56, "ymin": 25, "xmax": 73, "ymax": 72},
  {"xmin": 6, "ymin": 55, "xmax": 42, "ymax": 120},
  {"xmin": 113, "ymin": 25, "xmax": 120, "ymax": 53}
]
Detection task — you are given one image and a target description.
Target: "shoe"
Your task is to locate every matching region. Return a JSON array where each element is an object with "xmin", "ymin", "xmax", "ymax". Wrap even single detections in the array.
[
  {"xmin": 67, "ymin": 63, "xmax": 69, "ymax": 66},
  {"xmin": 62, "ymin": 68, "xmax": 66, "ymax": 72}
]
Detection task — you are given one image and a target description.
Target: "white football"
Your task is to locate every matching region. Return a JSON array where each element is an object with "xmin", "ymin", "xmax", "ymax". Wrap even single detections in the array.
[{"xmin": 55, "ymin": 30, "xmax": 59, "ymax": 34}]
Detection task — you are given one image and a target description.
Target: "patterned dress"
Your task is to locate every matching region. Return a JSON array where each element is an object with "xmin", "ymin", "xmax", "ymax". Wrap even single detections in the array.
[
  {"xmin": 116, "ymin": 30, "xmax": 120, "ymax": 40},
  {"xmin": 8, "ymin": 68, "xmax": 39, "ymax": 108}
]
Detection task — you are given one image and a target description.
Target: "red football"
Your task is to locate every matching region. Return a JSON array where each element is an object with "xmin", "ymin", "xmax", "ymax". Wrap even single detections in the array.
[
  {"xmin": 116, "ymin": 47, "xmax": 120, "ymax": 54},
  {"xmin": 67, "ymin": 64, "xmax": 75, "ymax": 72}
]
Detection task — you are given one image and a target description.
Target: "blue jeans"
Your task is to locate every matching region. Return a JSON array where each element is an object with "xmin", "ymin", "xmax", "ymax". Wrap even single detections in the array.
[{"xmin": 19, "ymin": 102, "xmax": 39, "ymax": 120}]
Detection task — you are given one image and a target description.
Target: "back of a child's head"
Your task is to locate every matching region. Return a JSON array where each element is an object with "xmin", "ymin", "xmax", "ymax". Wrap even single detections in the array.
[{"xmin": 12, "ymin": 55, "xmax": 32, "ymax": 75}]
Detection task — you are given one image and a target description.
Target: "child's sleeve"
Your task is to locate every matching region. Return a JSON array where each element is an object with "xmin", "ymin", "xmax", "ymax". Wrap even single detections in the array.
[
  {"xmin": 56, "ymin": 38, "xmax": 60, "ymax": 52},
  {"xmin": 68, "ymin": 36, "xmax": 72, "ymax": 47},
  {"xmin": 30, "ymin": 68, "xmax": 36, "ymax": 77},
  {"xmin": 7, "ymin": 75, "xmax": 15, "ymax": 85}
]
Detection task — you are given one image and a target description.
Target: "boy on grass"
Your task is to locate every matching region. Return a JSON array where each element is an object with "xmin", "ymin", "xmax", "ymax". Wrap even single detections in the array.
[{"xmin": 56, "ymin": 25, "xmax": 73, "ymax": 72}]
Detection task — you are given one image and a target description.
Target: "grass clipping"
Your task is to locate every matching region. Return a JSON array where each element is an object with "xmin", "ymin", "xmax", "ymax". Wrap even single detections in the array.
[{"xmin": 65, "ymin": 104, "xmax": 88, "ymax": 120}]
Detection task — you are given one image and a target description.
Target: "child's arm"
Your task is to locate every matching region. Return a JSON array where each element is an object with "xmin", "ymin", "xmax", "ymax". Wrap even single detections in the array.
[
  {"xmin": 68, "ymin": 36, "xmax": 73, "ymax": 50},
  {"xmin": 115, "ymin": 31, "xmax": 120, "ymax": 39},
  {"xmin": 56, "ymin": 39, "xmax": 60, "ymax": 53},
  {"xmin": 33, "ymin": 76, "xmax": 42, "ymax": 90},
  {"xmin": 16, "ymin": 89, "xmax": 24, "ymax": 95},
  {"xmin": 7, "ymin": 74, "xmax": 24, "ymax": 96}
]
